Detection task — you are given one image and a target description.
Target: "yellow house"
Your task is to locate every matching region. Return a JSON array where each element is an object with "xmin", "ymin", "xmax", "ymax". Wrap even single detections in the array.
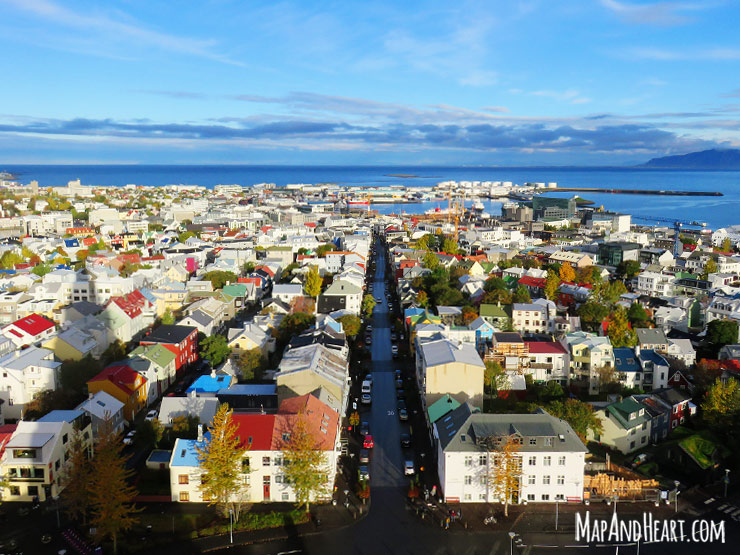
[
  {"xmin": 43, "ymin": 327, "xmax": 97, "ymax": 361},
  {"xmin": 417, "ymin": 338, "xmax": 485, "ymax": 408},
  {"xmin": 87, "ymin": 363, "xmax": 148, "ymax": 421}
]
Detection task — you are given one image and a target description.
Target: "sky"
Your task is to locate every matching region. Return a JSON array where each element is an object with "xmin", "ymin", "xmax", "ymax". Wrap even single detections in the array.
[{"xmin": 1, "ymin": 0, "xmax": 739, "ymax": 166}]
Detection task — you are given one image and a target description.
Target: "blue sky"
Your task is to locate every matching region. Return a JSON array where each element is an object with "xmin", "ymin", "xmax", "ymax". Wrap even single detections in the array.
[{"xmin": 1, "ymin": 0, "xmax": 739, "ymax": 165}]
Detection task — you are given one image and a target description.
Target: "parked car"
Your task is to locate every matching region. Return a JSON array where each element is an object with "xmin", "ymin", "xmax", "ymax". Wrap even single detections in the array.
[
  {"xmin": 360, "ymin": 421, "xmax": 370, "ymax": 436},
  {"xmin": 394, "ymin": 369, "xmax": 402, "ymax": 378},
  {"xmin": 400, "ymin": 433, "xmax": 411, "ymax": 448},
  {"xmin": 363, "ymin": 435, "xmax": 375, "ymax": 449},
  {"xmin": 395, "ymin": 378, "xmax": 404, "ymax": 390},
  {"xmin": 361, "ymin": 393, "xmax": 372, "ymax": 405},
  {"xmin": 397, "ymin": 400, "xmax": 407, "ymax": 411},
  {"xmin": 404, "ymin": 460, "xmax": 415, "ymax": 475},
  {"xmin": 359, "ymin": 449, "xmax": 370, "ymax": 464},
  {"xmin": 123, "ymin": 431, "xmax": 136, "ymax": 445},
  {"xmin": 398, "ymin": 408, "xmax": 408, "ymax": 421},
  {"xmin": 391, "ymin": 333, "xmax": 397, "ymax": 341},
  {"xmin": 396, "ymin": 388, "xmax": 406, "ymax": 400},
  {"xmin": 359, "ymin": 465, "xmax": 370, "ymax": 480},
  {"xmin": 366, "ymin": 325, "xmax": 372, "ymax": 332},
  {"xmin": 145, "ymin": 409, "xmax": 158, "ymax": 422}
]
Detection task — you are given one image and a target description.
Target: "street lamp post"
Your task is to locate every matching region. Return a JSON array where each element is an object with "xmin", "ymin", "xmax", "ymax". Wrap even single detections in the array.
[
  {"xmin": 725, "ymin": 469, "xmax": 731, "ymax": 498},
  {"xmin": 555, "ymin": 499, "xmax": 559, "ymax": 531},
  {"xmin": 508, "ymin": 531, "xmax": 516, "ymax": 555},
  {"xmin": 229, "ymin": 508, "xmax": 233, "ymax": 544},
  {"xmin": 52, "ymin": 494, "xmax": 60, "ymax": 528},
  {"xmin": 674, "ymin": 481, "xmax": 680, "ymax": 514}
]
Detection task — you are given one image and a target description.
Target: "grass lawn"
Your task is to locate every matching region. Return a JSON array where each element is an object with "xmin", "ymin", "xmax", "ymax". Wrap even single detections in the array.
[{"xmin": 679, "ymin": 433, "xmax": 719, "ymax": 470}]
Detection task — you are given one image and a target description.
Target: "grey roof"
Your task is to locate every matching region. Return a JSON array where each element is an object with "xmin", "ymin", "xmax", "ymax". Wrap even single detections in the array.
[
  {"xmin": 323, "ymin": 280, "xmax": 362, "ymax": 296},
  {"xmin": 513, "ymin": 303, "xmax": 545, "ymax": 312},
  {"xmin": 439, "ymin": 406, "xmax": 587, "ymax": 454},
  {"xmin": 636, "ymin": 327, "xmax": 668, "ymax": 345},
  {"xmin": 420, "ymin": 339, "xmax": 485, "ymax": 368},
  {"xmin": 186, "ymin": 309, "xmax": 213, "ymax": 327},
  {"xmin": 436, "ymin": 306, "xmax": 462, "ymax": 316},
  {"xmin": 6, "ymin": 432, "xmax": 55, "ymax": 448}
]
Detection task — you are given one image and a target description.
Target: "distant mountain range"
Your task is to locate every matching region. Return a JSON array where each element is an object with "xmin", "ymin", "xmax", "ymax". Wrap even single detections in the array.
[{"xmin": 639, "ymin": 148, "xmax": 740, "ymax": 169}]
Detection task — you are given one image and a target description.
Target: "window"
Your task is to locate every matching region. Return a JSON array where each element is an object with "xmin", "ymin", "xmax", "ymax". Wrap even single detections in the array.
[
  {"xmin": 179, "ymin": 491, "xmax": 190, "ymax": 502},
  {"xmin": 541, "ymin": 494, "xmax": 550, "ymax": 501},
  {"xmin": 527, "ymin": 494, "xmax": 535, "ymax": 501},
  {"xmin": 528, "ymin": 456, "xmax": 536, "ymax": 466},
  {"xmin": 282, "ymin": 493, "xmax": 289, "ymax": 501},
  {"xmin": 479, "ymin": 494, "xmax": 487, "ymax": 500},
  {"xmin": 641, "ymin": 422, "xmax": 647, "ymax": 430},
  {"xmin": 275, "ymin": 475, "xmax": 283, "ymax": 484},
  {"xmin": 479, "ymin": 476, "xmax": 486, "ymax": 485},
  {"xmin": 558, "ymin": 456, "xmax": 566, "ymax": 466},
  {"xmin": 263, "ymin": 476, "xmax": 271, "ymax": 485},
  {"xmin": 262, "ymin": 457, "xmax": 270, "ymax": 466},
  {"xmin": 641, "ymin": 436, "xmax": 647, "ymax": 444},
  {"xmin": 543, "ymin": 456, "xmax": 551, "ymax": 466},
  {"xmin": 27, "ymin": 486, "xmax": 38, "ymax": 497},
  {"xmin": 630, "ymin": 441, "xmax": 636, "ymax": 449},
  {"xmin": 557, "ymin": 475, "xmax": 565, "ymax": 485},
  {"xmin": 9, "ymin": 486, "xmax": 20, "ymax": 496},
  {"xmin": 464, "ymin": 476, "xmax": 472, "ymax": 485},
  {"xmin": 274, "ymin": 456, "xmax": 283, "ymax": 466},
  {"xmin": 543, "ymin": 475, "xmax": 551, "ymax": 485},
  {"xmin": 545, "ymin": 437, "xmax": 553, "ymax": 446},
  {"xmin": 241, "ymin": 458, "xmax": 250, "ymax": 473},
  {"xmin": 529, "ymin": 438, "xmax": 537, "ymax": 445},
  {"xmin": 479, "ymin": 455, "xmax": 487, "ymax": 466},
  {"xmin": 528, "ymin": 475, "xmax": 536, "ymax": 485},
  {"xmin": 556, "ymin": 494, "xmax": 565, "ymax": 500},
  {"xmin": 178, "ymin": 475, "xmax": 189, "ymax": 485},
  {"xmin": 55, "ymin": 460, "xmax": 60, "ymax": 470},
  {"xmin": 464, "ymin": 456, "xmax": 473, "ymax": 467}
]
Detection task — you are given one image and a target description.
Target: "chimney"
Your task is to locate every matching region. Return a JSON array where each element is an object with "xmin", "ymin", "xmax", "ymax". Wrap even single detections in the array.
[
  {"xmin": 189, "ymin": 389, "xmax": 196, "ymax": 399},
  {"xmin": 197, "ymin": 424, "xmax": 203, "ymax": 442},
  {"xmin": 210, "ymin": 368, "xmax": 216, "ymax": 378}
]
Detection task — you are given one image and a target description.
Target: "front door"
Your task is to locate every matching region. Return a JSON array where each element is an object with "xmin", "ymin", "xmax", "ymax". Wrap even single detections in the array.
[{"xmin": 263, "ymin": 476, "xmax": 270, "ymax": 500}]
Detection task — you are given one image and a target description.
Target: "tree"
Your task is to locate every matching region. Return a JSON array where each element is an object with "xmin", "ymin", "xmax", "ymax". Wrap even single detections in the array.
[
  {"xmin": 281, "ymin": 412, "xmax": 329, "ymax": 513},
  {"xmin": 702, "ymin": 258, "xmax": 718, "ymax": 280},
  {"xmin": 702, "ymin": 378, "xmax": 740, "ymax": 430},
  {"xmin": 0, "ymin": 250, "xmax": 22, "ymax": 269},
  {"xmin": 543, "ymin": 399, "xmax": 604, "ymax": 442},
  {"xmin": 721, "ymin": 238, "xmax": 732, "ymax": 252},
  {"xmin": 137, "ymin": 418, "xmax": 164, "ymax": 448},
  {"xmin": 196, "ymin": 404, "xmax": 247, "ymax": 518},
  {"xmin": 422, "ymin": 250, "xmax": 439, "ymax": 270},
  {"xmin": 442, "ymin": 237, "xmax": 459, "ymax": 255},
  {"xmin": 413, "ymin": 234, "xmax": 430, "ymax": 250},
  {"xmin": 316, "ymin": 243, "xmax": 336, "ymax": 257},
  {"xmin": 707, "ymin": 319, "xmax": 739, "ymax": 352},
  {"xmin": 607, "ymin": 307, "xmax": 637, "ymax": 348},
  {"xmin": 304, "ymin": 265, "xmax": 322, "ymax": 298},
  {"xmin": 558, "ymin": 262, "xmax": 576, "ymax": 282},
  {"xmin": 200, "ymin": 335, "xmax": 232, "ymax": 366},
  {"xmin": 512, "ymin": 285, "xmax": 531, "ymax": 304},
  {"xmin": 278, "ymin": 312, "xmax": 315, "ymax": 344},
  {"xmin": 482, "ymin": 288, "xmax": 512, "ymax": 305},
  {"xmin": 616, "ymin": 260, "xmax": 641, "ymax": 281},
  {"xmin": 177, "ymin": 230, "xmax": 197, "ymax": 243},
  {"xmin": 595, "ymin": 365, "xmax": 623, "ymax": 394},
  {"xmin": 485, "ymin": 434, "xmax": 522, "ymax": 517},
  {"xmin": 237, "ymin": 348, "xmax": 265, "ymax": 381},
  {"xmin": 202, "ymin": 270, "xmax": 237, "ymax": 290},
  {"xmin": 348, "ymin": 411, "xmax": 360, "ymax": 431},
  {"xmin": 280, "ymin": 262, "xmax": 299, "ymax": 282},
  {"xmin": 416, "ymin": 290, "xmax": 429, "ymax": 308},
  {"xmin": 337, "ymin": 314, "xmax": 361, "ymax": 337},
  {"xmin": 362, "ymin": 294, "xmax": 377, "ymax": 318},
  {"xmin": 60, "ymin": 356, "xmax": 102, "ymax": 397},
  {"xmin": 61, "ymin": 428, "xmax": 92, "ymax": 524},
  {"xmin": 161, "ymin": 308, "xmax": 175, "ymax": 325},
  {"xmin": 627, "ymin": 302, "xmax": 650, "ymax": 328},
  {"xmin": 535, "ymin": 381, "xmax": 565, "ymax": 403},
  {"xmin": 544, "ymin": 270, "xmax": 561, "ymax": 301},
  {"xmin": 87, "ymin": 421, "xmax": 140, "ymax": 555},
  {"xmin": 484, "ymin": 277, "xmax": 508, "ymax": 292},
  {"xmin": 484, "ymin": 360, "xmax": 507, "ymax": 394},
  {"xmin": 171, "ymin": 415, "xmax": 200, "ymax": 440},
  {"xmin": 461, "ymin": 306, "xmax": 478, "ymax": 325},
  {"xmin": 594, "ymin": 281, "xmax": 627, "ymax": 306},
  {"xmin": 102, "ymin": 340, "xmax": 127, "ymax": 365},
  {"xmin": 578, "ymin": 300, "xmax": 610, "ymax": 332},
  {"xmin": 576, "ymin": 265, "xmax": 601, "ymax": 284},
  {"xmin": 242, "ymin": 261, "xmax": 256, "ymax": 275}
]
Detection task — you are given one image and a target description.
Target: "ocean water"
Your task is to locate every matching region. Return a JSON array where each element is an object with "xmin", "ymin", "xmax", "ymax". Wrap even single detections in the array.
[{"xmin": 3, "ymin": 164, "xmax": 740, "ymax": 229}]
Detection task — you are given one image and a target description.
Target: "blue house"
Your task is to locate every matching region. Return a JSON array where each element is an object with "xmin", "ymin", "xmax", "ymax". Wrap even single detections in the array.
[
  {"xmin": 186, "ymin": 374, "xmax": 235, "ymax": 396},
  {"xmin": 469, "ymin": 316, "xmax": 495, "ymax": 351}
]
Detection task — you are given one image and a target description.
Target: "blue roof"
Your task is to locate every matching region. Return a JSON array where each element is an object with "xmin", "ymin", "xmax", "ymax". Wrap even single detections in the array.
[
  {"xmin": 186, "ymin": 374, "xmax": 231, "ymax": 394},
  {"xmin": 0, "ymin": 269, "xmax": 16, "ymax": 275},
  {"xmin": 639, "ymin": 349, "xmax": 668, "ymax": 366},
  {"xmin": 218, "ymin": 384, "xmax": 276, "ymax": 396},
  {"xmin": 64, "ymin": 238, "xmax": 80, "ymax": 248},
  {"xmin": 404, "ymin": 307, "xmax": 425, "ymax": 319},
  {"xmin": 38, "ymin": 409, "xmax": 84, "ymax": 423},
  {"xmin": 147, "ymin": 449, "xmax": 172, "ymax": 463},
  {"xmin": 170, "ymin": 436, "xmax": 207, "ymax": 467},
  {"xmin": 139, "ymin": 288, "xmax": 157, "ymax": 303},
  {"xmin": 613, "ymin": 347, "xmax": 640, "ymax": 373}
]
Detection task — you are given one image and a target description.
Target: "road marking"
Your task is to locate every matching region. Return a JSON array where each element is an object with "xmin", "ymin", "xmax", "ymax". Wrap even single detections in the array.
[
  {"xmin": 721, "ymin": 505, "xmax": 735, "ymax": 513},
  {"xmin": 730, "ymin": 508, "xmax": 740, "ymax": 517},
  {"xmin": 717, "ymin": 503, "xmax": 728, "ymax": 511}
]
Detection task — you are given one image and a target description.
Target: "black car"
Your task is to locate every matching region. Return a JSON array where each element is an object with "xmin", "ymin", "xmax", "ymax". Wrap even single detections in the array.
[
  {"xmin": 360, "ymin": 421, "xmax": 370, "ymax": 436},
  {"xmin": 397, "ymin": 400, "xmax": 407, "ymax": 411},
  {"xmin": 400, "ymin": 433, "xmax": 411, "ymax": 448},
  {"xmin": 359, "ymin": 449, "xmax": 370, "ymax": 464},
  {"xmin": 395, "ymin": 378, "xmax": 404, "ymax": 390}
]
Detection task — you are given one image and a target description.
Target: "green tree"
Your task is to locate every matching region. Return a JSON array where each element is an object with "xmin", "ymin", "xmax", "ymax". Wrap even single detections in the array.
[
  {"xmin": 278, "ymin": 312, "xmax": 316, "ymax": 344},
  {"xmin": 535, "ymin": 381, "xmax": 565, "ymax": 403},
  {"xmin": 171, "ymin": 415, "xmax": 200, "ymax": 440},
  {"xmin": 416, "ymin": 290, "xmax": 429, "ymax": 308},
  {"xmin": 484, "ymin": 360, "xmax": 507, "ymax": 394},
  {"xmin": 558, "ymin": 262, "xmax": 576, "ymax": 282},
  {"xmin": 61, "ymin": 428, "xmax": 92, "ymax": 524},
  {"xmin": 607, "ymin": 307, "xmax": 637, "ymax": 348},
  {"xmin": 242, "ymin": 261, "xmax": 256, "ymax": 274},
  {"xmin": 281, "ymin": 412, "xmax": 329, "ymax": 513},
  {"xmin": 60, "ymin": 356, "xmax": 103, "ymax": 397},
  {"xmin": 707, "ymin": 319, "xmax": 739, "ymax": 352},
  {"xmin": 337, "ymin": 314, "xmax": 361, "ymax": 337},
  {"xmin": 237, "ymin": 348, "xmax": 265, "ymax": 381},
  {"xmin": 721, "ymin": 238, "xmax": 732, "ymax": 252},
  {"xmin": 202, "ymin": 270, "xmax": 237, "ymax": 290},
  {"xmin": 544, "ymin": 270, "xmax": 561, "ymax": 301},
  {"xmin": 422, "ymin": 250, "xmax": 439, "ymax": 270},
  {"xmin": 616, "ymin": 260, "xmax": 641, "ymax": 280},
  {"xmin": 88, "ymin": 421, "xmax": 140, "ymax": 555},
  {"xmin": 442, "ymin": 237, "xmax": 459, "ymax": 255},
  {"xmin": 543, "ymin": 399, "xmax": 604, "ymax": 442},
  {"xmin": 316, "ymin": 243, "xmax": 336, "ymax": 257},
  {"xmin": 413, "ymin": 234, "xmax": 430, "ymax": 250},
  {"xmin": 280, "ymin": 262, "xmax": 299, "ymax": 282},
  {"xmin": 0, "ymin": 250, "xmax": 22, "ymax": 269},
  {"xmin": 578, "ymin": 300, "xmax": 610, "ymax": 332},
  {"xmin": 484, "ymin": 277, "xmax": 508, "ymax": 292},
  {"xmin": 482, "ymin": 288, "xmax": 512, "ymax": 305},
  {"xmin": 102, "ymin": 340, "xmax": 127, "ymax": 365},
  {"xmin": 702, "ymin": 258, "xmax": 718, "ymax": 280},
  {"xmin": 304, "ymin": 265, "xmax": 322, "ymax": 298},
  {"xmin": 627, "ymin": 302, "xmax": 650, "ymax": 328},
  {"xmin": 137, "ymin": 418, "xmax": 164, "ymax": 448},
  {"xmin": 512, "ymin": 285, "xmax": 531, "ymax": 304},
  {"xmin": 702, "ymin": 378, "xmax": 740, "ymax": 430},
  {"xmin": 161, "ymin": 308, "xmax": 176, "ymax": 325},
  {"xmin": 200, "ymin": 335, "xmax": 232, "ymax": 366},
  {"xmin": 362, "ymin": 294, "xmax": 377, "ymax": 318},
  {"xmin": 196, "ymin": 404, "xmax": 247, "ymax": 518},
  {"xmin": 177, "ymin": 230, "xmax": 197, "ymax": 243}
]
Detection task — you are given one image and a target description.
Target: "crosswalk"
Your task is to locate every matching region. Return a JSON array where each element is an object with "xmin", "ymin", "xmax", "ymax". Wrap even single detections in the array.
[{"xmin": 714, "ymin": 502, "xmax": 740, "ymax": 521}]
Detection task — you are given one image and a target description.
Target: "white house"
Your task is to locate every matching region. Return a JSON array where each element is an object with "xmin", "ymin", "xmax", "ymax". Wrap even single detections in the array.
[
  {"xmin": 436, "ymin": 405, "xmax": 587, "ymax": 504},
  {"xmin": 0, "ymin": 347, "xmax": 61, "ymax": 421}
]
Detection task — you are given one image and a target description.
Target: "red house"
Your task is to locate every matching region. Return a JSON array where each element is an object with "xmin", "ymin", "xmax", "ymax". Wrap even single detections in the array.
[{"xmin": 139, "ymin": 324, "xmax": 198, "ymax": 373}]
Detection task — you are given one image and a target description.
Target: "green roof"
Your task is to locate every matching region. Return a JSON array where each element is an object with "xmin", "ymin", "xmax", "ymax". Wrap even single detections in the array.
[
  {"xmin": 479, "ymin": 304, "xmax": 509, "ymax": 318},
  {"xmin": 427, "ymin": 394, "xmax": 461, "ymax": 424},
  {"xmin": 130, "ymin": 343, "xmax": 176, "ymax": 368},
  {"xmin": 606, "ymin": 397, "xmax": 649, "ymax": 429},
  {"xmin": 223, "ymin": 283, "xmax": 248, "ymax": 297},
  {"xmin": 479, "ymin": 262, "xmax": 496, "ymax": 273}
]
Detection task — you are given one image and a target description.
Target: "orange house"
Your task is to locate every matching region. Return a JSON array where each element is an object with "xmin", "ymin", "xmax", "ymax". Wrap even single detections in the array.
[{"xmin": 87, "ymin": 363, "xmax": 148, "ymax": 422}]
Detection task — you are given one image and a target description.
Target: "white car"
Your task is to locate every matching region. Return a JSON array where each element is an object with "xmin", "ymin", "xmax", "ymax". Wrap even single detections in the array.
[
  {"xmin": 145, "ymin": 410, "xmax": 158, "ymax": 422},
  {"xmin": 361, "ymin": 393, "xmax": 372, "ymax": 405},
  {"xmin": 123, "ymin": 431, "xmax": 136, "ymax": 445},
  {"xmin": 404, "ymin": 460, "xmax": 415, "ymax": 475}
]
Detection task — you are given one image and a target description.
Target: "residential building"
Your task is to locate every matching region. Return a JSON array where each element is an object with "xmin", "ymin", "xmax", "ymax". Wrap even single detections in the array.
[
  {"xmin": 0, "ymin": 347, "xmax": 62, "ymax": 421},
  {"xmin": 416, "ymin": 338, "xmax": 485, "ymax": 410},
  {"xmin": 139, "ymin": 324, "xmax": 199, "ymax": 374},
  {"xmin": 589, "ymin": 397, "xmax": 651, "ymax": 454}
]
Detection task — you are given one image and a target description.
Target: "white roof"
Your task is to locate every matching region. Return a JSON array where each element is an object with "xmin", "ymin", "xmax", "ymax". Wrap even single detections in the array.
[
  {"xmin": 420, "ymin": 339, "xmax": 485, "ymax": 368},
  {"xmin": 77, "ymin": 390, "xmax": 125, "ymax": 420}
]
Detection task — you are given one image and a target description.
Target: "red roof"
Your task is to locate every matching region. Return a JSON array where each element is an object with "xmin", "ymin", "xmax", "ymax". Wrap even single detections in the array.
[
  {"xmin": 239, "ymin": 277, "xmax": 262, "ymax": 286},
  {"xmin": 256, "ymin": 265, "xmax": 275, "ymax": 277},
  {"xmin": 81, "ymin": 237, "xmax": 98, "ymax": 246},
  {"xmin": 117, "ymin": 254, "xmax": 141, "ymax": 265},
  {"xmin": 518, "ymin": 276, "xmax": 546, "ymax": 288},
  {"xmin": 88, "ymin": 364, "xmax": 145, "ymax": 396},
  {"xmin": 10, "ymin": 313, "xmax": 55, "ymax": 336},
  {"xmin": 525, "ymin": 341, "xmax": 568, "ymax": 355},
  {"xmin": 0, "ymin": 424, "xmax": 18, "ymax": 459},
  {"xmin": 111, "ymin": 290, "xmax": 148, "ymax": 319},
  {"xmin": 304, "ymin": 222, "xmax": 317, "ymax": 228},
  {"xmin": 232, "ymin": 414, "xmax": 276, "ymax": 450}
]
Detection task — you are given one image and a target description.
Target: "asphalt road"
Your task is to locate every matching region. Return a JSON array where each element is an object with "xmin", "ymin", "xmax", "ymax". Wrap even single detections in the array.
[{"xmin": 223, "ymin": 237, "xmax": 740, "ymax": 555}]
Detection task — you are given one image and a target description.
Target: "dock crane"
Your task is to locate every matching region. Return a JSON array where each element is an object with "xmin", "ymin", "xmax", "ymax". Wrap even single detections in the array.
[{"xmin": 631, "ymin": 215, "xmax": 707, "ymax": 257}]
